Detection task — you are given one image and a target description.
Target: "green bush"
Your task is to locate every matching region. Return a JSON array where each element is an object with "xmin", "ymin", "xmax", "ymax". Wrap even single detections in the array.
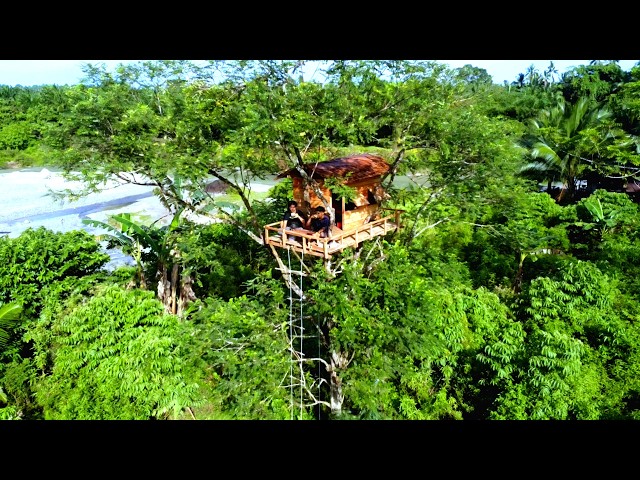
[
  {"xmin": 0, "ymin": 227, "xmax": 110, "ymax": 317},
  {"xmin": 0, "ymin": 144, "xmax": 49, "ymax": 169},
  {"xmin": 33, "ymin": 284, "xmax": 200, "ymax": 420},
  {"xmin": 0, "ymin": 122, "xmax": 35, "ymax": 150}
]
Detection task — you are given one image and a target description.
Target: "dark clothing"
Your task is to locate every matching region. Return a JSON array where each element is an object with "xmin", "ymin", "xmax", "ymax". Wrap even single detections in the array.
[
  {"xmin": 310, "ymin": 215, "xmax": 331, "ymax": 237},
  {"xmin": 283, "ymin": 210, "xmax": 306, "ymax": 230}
]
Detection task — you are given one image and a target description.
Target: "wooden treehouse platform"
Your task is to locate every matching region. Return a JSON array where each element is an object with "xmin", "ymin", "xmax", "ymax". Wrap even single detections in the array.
[{"xmin": 264, "ymin": 208, "xmax": 403, "ymax": 260}]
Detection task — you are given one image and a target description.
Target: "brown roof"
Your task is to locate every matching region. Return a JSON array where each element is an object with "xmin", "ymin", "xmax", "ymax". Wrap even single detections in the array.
[{"xmin": 276, "ymin": 153, "xmax": 389, "ymax": 184}]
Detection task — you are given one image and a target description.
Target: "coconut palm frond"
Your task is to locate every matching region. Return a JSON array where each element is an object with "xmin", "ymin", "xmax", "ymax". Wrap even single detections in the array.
[
  {"xmin": 519, "ymin": 161, "xmax": 554, "ymax": 174},
  {"xmin": 530, "ymin": 142, "xmax": 562, "ymax": 165}
]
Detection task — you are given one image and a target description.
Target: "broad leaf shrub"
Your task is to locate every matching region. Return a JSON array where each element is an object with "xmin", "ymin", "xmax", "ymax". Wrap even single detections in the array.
[
  {"xmin": 185, "ymin": 295, "xmax": 295, "ymax": 420},
  {"xmin": 0, "ymin": 358, "xmax": 39, "ymax": 419},
  {"xmin": 0, "ymin": 227, "xmax": 109, "ymax": 416},
  {"xmin": 178, "ymin": 223, "xmax": 268, "ymax": 301},
  {"xmin": 0, "ymin": 121, "xmax": 35, "ymax": 150},
  {"xmin": 33, "ymin": 285, "xmax": 200, "ymax": 420},
  {"xmin": 0, "ymin": 227, "xmax": 109, "ymax": 317},
  {"xmin": 308, "ymin": 243, "xmax": 474, "ymax": 419},
  {"xmin": 504, "ymin": 259, "xmax": 640, "ymax": 419}
]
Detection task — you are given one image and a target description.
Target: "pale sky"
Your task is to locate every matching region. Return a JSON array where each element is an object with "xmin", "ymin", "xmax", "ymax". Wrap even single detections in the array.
[
  {"xmin": 0, "ymin": 60, "xmax": 637, "ymax": 87},
  {"xmin": 441, "ymin": 60, "xmax": 639, "ymax": 84}
]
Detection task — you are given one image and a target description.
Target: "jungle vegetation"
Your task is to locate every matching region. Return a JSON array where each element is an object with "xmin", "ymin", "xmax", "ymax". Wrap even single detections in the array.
[{"xmin": 1, "ymin": 59, "xmax": 640, "ymax": 420}]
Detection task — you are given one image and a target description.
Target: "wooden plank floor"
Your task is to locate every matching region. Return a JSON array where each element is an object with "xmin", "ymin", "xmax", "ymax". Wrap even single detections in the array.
[{"xmin": 264, "ymin": 220, "xmax": 399, "ymax": 259}]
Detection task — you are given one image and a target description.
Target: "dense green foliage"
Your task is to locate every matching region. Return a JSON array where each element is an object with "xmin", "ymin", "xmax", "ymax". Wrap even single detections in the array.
[
  {"xmin": 2, "ymin": 59, "xmax": 640, "ymax": 420},
  {"xmin": 31, "ymin": 284, "xmax": 200, "ymax": 419},
  {"xmin": 0, "ymin": 227, "xmax": 109, "ymax": 317}
]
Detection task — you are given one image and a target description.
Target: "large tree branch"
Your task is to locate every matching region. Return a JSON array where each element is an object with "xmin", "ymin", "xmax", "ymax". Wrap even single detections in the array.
[{"xmin": 207, "ymin": 169, "xmax": 263, "ymax": 234}]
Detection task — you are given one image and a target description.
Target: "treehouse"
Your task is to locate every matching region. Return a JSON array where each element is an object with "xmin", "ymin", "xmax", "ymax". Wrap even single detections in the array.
[{"xmin": 264, "ymin": 153, "xmax": 403, "ymax": 260}]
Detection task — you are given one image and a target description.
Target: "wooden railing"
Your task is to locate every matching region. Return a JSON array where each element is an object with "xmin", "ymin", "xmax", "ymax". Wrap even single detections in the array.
[{"xmin": 264, "ymin": 208, "xmax": 403, "ymax": 259}]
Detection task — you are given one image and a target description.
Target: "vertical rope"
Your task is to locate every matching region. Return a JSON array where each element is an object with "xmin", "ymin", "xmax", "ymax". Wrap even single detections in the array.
[
  {"xmin": 299, "ymin": 249, "xmax": 304, "ymax": 419},
  {"xmin": 318, "ymin": 321, "xmax": 321, "ymax": 420},
  {"xmin": 287, "ymin": 247, "xmax": 293, "ymax": 420}
]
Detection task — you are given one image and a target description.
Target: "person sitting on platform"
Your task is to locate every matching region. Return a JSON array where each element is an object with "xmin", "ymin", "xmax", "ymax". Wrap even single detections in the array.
[
  {"xmin": 305, "ymin": 206, "xmax": 331, "ymax": 238},
  {"xmin": 282, "ymin": 200, "xmax": 307, "ymax": 241}
]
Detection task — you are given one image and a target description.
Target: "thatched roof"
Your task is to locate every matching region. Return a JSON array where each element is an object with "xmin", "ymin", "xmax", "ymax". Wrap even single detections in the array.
[{"xmin": 276, "ymin": 153, "xmax": 390, "ymax": 184}]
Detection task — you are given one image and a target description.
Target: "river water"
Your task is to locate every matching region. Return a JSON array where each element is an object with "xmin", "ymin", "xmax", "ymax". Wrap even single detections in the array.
[{"xmin": 0, "ymin": 168, "xmax": 172, "ymax": 269}]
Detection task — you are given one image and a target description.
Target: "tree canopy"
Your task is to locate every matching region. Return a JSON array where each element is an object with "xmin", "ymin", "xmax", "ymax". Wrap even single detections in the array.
[{"xmin": 2, "ymin": 59, "xmax": 640, "ymax": 420}]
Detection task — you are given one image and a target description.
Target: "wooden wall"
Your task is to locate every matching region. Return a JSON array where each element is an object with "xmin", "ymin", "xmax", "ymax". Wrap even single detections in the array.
[
  {"xmin": 292, "ymin": 177, "xmax": 333, "ymax": 214},
  {"xmin": 343, "ymin": 204, "xmax": 378, "ymax": 230},
  {"xmin": 292, "ymin": 176, "xmax": 383, "ymax": 231}
]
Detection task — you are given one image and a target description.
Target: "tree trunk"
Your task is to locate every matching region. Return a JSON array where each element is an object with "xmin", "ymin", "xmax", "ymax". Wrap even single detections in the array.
[
  {"xmin": 170, "ymin": 263, "xmax": 179, "ymax": 314},
  {"xmin": 177, "ymin": 273, "xmax": 197, "ymax": 317},
  {"xmin": 328, "ymin": 349, "xmax": 350, "ymax": 416},
  {"xmin": 512, "ymin": 251, "xmax": 527, "ymax": 294}
]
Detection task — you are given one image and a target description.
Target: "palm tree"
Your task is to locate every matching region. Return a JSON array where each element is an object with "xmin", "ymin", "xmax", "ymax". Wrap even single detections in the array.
[
  {"xmin": 83, "ymin": 212, "xmax": 162, "ymax": 289},
  {"xmin": 542, "ymin": 61, "xmax": 559, "ymax": 88},
  {"xmin": 519, "ymin": 96, "xmax": 623, "ymax": 203}
]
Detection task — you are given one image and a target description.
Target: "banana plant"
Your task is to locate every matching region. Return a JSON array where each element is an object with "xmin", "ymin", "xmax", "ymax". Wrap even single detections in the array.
[
  {"xmin": 83, "ymin": 212, "xmax": 165, "ymax": 289},
  {"xmin": 82, "ymin": 174, "xmax": 195, "ymax": 314},
  {"xmin": 0, "ymin": 301, "xmax": 22, "ymax": 350},
  {"xmin": 575, "ymin": 196, "xmax": 619, "ymax": 238}
]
